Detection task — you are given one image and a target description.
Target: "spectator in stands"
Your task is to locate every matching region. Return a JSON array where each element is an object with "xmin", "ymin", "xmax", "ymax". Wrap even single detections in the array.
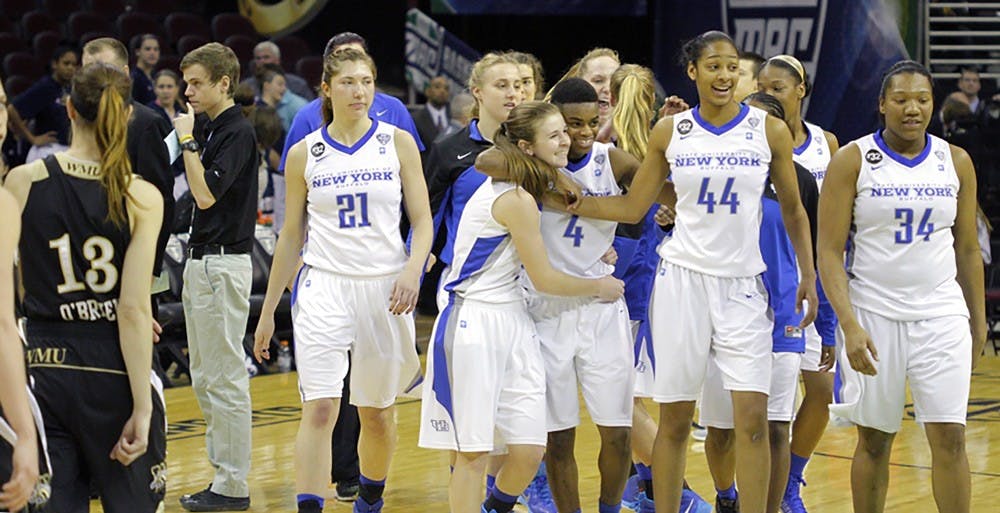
[
  {"xmin": 8, "ymin": 45, "xmax": 78, "ymax": 163},
  {"xmin": 435, "ymin": 92, "xmax": 475, "ymax": 142},
  {"xmin": 413, "ymin": 76, "xmax": 451, "ymax": 149},
  {"xmin": 244, "ymin": 41, "xmax": 315, "ymax": 100},
  {"xmin": 149, "ymin": 69, "xmax": 187, "ymax": 121},
  {"xmin": 954, "ymin": 66, "xmax": 984, "ymax": 115},
  {"xmin": 244, "ymin": 105, "xmax": 283, "ymax": 210},
  {"xmin": 255, "ymin": 63, "xmax": 307, "ymax": 131},
  {"xmin": 131, "ymin": 34, "xmax": 161, "ymax": 106}
]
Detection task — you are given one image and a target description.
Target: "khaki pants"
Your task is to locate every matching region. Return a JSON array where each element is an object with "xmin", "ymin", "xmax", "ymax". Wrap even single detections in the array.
[{"xmin": 182, "ymin": 254, "xmax": 253, "ymax": 497}]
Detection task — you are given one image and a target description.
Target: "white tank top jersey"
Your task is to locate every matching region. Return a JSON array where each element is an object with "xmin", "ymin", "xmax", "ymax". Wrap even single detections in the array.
[
  {"xmin": 847, "ymin": 131, "xmax": 969, "ymax": 321},
  {"xmin": 661, "ymin": 104, "xmax": 772, "ymax": 277},
  {"xmin": 301, "ymin": 121, "xmax": 408, "ymax": 276},
  {"xmin": 793, "ymin": 121, "xmax": 832, "ymax": 190},
  {"xmin": 441, "ymin": 178, "xmax": 524, "ymax": 304},
  {"xmin": 537, "ymin": 142, "xmax": 620, "ymax": 279}
]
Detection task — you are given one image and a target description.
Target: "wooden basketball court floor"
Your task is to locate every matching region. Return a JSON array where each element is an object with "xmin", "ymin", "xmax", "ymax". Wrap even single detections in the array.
[{"xmin": 102, "ymin": 317, "xmax": 1000, "ymax": 512}]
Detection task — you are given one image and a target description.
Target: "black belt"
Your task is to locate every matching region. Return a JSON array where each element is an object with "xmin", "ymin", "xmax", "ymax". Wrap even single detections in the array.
[{"xmin": 188, "ymin": 244, "xmax": 250, "ymax": 259}]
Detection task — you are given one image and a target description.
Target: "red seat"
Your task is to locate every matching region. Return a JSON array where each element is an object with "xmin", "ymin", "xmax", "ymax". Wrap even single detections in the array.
[
  {"xmin": 43, "ymin": 0, "xmax": 78, "ymax": 13},
  {"xmin": 116, "ymin": 11, "xmax": 163, "ymax": 44},
  {"xmin": 224, "ymin": 34, "xmax": 257, "ymax": 68},
  {"xmin": 275, "ymin": 35, "xmax": 311, "ymax": 71},
  {"xmin": 3, "ymin": 52, "xmax": 44, "ymax": 80},
  {"xmin": 0, "ymin": 0, "xmax": 38, "ymax": 20},
  {"xmin": 32, "ymin": 31, "xmax": 62, "ymax": 61},
  {"xmin": 155, "ymin": 54, "xmax": 180, "ymax": 74},
  {"xmin": 295, "ymin": 56, "xmax": 323, "ymax": 90},
  {"xmin": 165, "ymin": 12, "xmax": 211, "ymax": 46},
  {"xmin": 79, "ymin": 30, "xmax": 118, "ymax": 46},
  {"xmin": 131, "ymin": 0, "xmax": 179, "ymax": 19},
  {"xmin": 22, "ymin": 10, "xmax": 62, "ymax": 36},
  {"xmin": 211, "ymin": 13, "xmax": 257, "ymax": 42},
  {"xmin": 4, "ymin": 75, "xmax": 33, "ymax": 98},
  {"xmin": 0, "ymin": 18, "xmax": 17, "ymax": 35},
  {"xmin": 0, "ymin": 32, "xmax": 27, "ymax": 56},
  {"xmin": 88, "ymin": 0, "xmax": 126, "ymax": 16},
  {"xmin": 67, "ymin": 11, "xmax": 114, "ymax": 42},
  {"xmin": 176, "ymin": 34, "xmax": 211, "ymax": 56}
]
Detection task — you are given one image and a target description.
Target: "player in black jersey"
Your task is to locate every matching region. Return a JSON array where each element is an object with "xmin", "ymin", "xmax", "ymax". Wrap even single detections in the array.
[{"xmin": 3, "ymin": 62, "xmax": 166, "ymax": 513}]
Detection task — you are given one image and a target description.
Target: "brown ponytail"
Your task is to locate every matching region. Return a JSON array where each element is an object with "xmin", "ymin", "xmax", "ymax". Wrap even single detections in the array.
[
  {"xmin": 610, "ymin": 64, "xmax": 655, "ymax": 161},
  {"xmin": 490, "ymin": 101, "xmax": 561, "ymax": 200},
  {"xmin": 71, "ymin": 63, "xmax": 133, "ymax": 226}
]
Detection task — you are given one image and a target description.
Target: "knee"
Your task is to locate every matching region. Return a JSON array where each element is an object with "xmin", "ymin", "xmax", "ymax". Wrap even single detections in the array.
[
  {"xmin": 705, "ymin": 427, "xmax": 734, "ymax": 453},
  {"xmin": 734, "ymin": 400, "xmax": 768, "ymax": 443},
  {"xmin": 928, "ymin": 425, "xmax": 967, "ymax": 461},
  {"xmin": 857, "ymin": 428, "xmax": 894, "ymax": 460},
  {"xmin": 546, "ymin": 428, "xmax": 576, "ymax": 459},
  {"xmin": 510, "ymin": 445, "xmax": 545, "ymax": 468},
  {"xmin": 769, "ymin": 422, "xmax": 789, "ymax": 450},
  {"xmin": 601, "ymin": 427, "xmax": 631, "ymax": 455},
  {"xmin": 358, "ymin": 406, "xmax": 394, "ymax": 436},
  {"xmin": 455, "ymin": 451, "xmax": 490, "ymax": 474},
  {"xmin": 659, "ymin": 414, "xmax": 692, "ymax": 443},
  {"xmin": 302, "ymin": 399, "xmax": 338, "ymax": 430}
]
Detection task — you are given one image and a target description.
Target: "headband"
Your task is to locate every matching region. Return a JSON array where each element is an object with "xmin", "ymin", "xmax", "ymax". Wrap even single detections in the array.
[{"xmin": 769, "ymin": 55, "xmax": 805, "ymax": 83}]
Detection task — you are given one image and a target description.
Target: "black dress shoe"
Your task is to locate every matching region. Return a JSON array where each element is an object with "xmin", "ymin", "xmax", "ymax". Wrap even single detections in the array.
[{"xmin": 179, "ymin": 487, "xmax": 250, "ymax": 512}]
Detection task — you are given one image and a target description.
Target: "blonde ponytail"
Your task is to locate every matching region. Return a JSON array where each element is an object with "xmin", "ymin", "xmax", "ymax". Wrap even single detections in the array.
[{"xmin": 610, "ymin": 64, "xmax": 655, "ymax": 161}]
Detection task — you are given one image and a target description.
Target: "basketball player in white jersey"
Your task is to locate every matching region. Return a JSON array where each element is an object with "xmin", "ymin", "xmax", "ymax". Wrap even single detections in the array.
[
  {"xmin": 253, "ymin": 48, "xmax": 433, "ymax": 513},
  {"xmin": 419, "ymin": 101, "xmax": 624, "ymax": 513},
  {"xmin": 755, "ymin": 55, "xmax": 840, "ymax": 513},
  {"xmin": 546, "ymin": 31, "xmax": 817, "ymax": 513},
  {"xmin": 818, "ymin": 60, "xmax": 985, "ymax": 513}
]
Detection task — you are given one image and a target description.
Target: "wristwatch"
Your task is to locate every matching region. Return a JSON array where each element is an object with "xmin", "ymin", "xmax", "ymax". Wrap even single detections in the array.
[{"xmin": 180, "ymin": 138, "xmax": 200, "ymax": 153}]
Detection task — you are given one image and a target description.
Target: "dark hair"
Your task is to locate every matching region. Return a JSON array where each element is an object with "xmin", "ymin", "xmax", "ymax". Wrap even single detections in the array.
[
  {"xmin": 233, "ymin": 82, "xmax": 256, "ymax": 107},
  {"xmin": 739, "ymin": 50, "xmax": 765, "ymax": 75},
  {"xmin": 678, "ymin": 30, "xmax": 735, "ymax": 66},
  {"xmin": 492, "ymin": 101, "xmax": 563, "ymax": 200},
  {"xmin": 878, "ymin": 60, "xmax": 933, "ymax": 100},
  {"xmin": 549, "ymin": 77, "xmax": 599, "ymax": 105},
  {"xmin": 743, "ymin": 92, "xmax": 785, "ymax": 120},
  {"xmin": 71, "ymin": 63, "xmax": 133, "ymax": 226},
  {"xmin": 760, "ymin": 56, "xmax": 812, "ymax": 98},
  {"xmin": 245, "ymin": 105, "xmax": 283, "ymax": 148},
  {"xmin": 131, "ymin": 33, "xmax": 159, "ymax": 51},
  {"xmin": 324, "ymin": 32, "xmax": 368, "ymax": 58},
  {"xmin": 510, "ymin": 51, "xmax": 546, "ymax": 98},
  {"xmin": 153, "ymin": 68, "xmax": 180, "ymax": 84},
  {"xmin": 51, "ymin": 45, "xmax": 79, "ymax": 64},
  {"xmin": 255, "ymin": 62, "xmax": 286, "ymax": 85},
  {"xmin": 958, "ymin": 65, "xmax": 980, "ymax": 77},
  {"xmin": 320, "ymin": 47, "xmax": 377, "ymax": 125},
  {"xmin": 941, "ymin": 96, "xmax": 973, "ymax": 125}
]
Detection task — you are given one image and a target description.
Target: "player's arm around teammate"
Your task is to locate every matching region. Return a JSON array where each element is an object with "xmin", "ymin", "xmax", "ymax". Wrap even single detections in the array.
[{"xmin": 0, "ymin": 189, "xmax": 38, "ymax": 512}]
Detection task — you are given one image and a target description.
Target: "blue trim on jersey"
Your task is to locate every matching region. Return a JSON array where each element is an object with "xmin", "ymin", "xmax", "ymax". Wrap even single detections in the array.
[
  {"xmin": 431, "ymin": 298, "xmax": 457, "ymax": 421},
  {"xmin": 692, "ymin": 103, "xmax": 750, "ymax": 136},
  {"xmin": 289, "ymin": 265, "xmax": 308, "ymax": 308},
  {"xmin": 440, "ymin": 168, "xmax": 489, "ymax": 266},
  {"xmin": 815, "ymin": 278, "xmax": 838, "ymax": 347},
  {"xmin": 793, "ymin": 130, "xmax": 812, "ymax": 156},
  {"xmin": 615, "ymin": 207, "xmax": 662, "ymax": 320},
  {"xmin": 443, "ymin": 234, "xmax": 508, "ymax": 293},
  {"xmin": 320, "ymin": 117, "xmax": 379, "ymax": 155},
  {"xmin": 565, "ymin": 150, "xmax": 593, "ymax": 172},
  {"xmin": 759, "ymin": 196, "xmax": 806, "ymax": 353},
  {"xmin": 469, "ymin": 119, "xmax": 486, "ymax": 142},
  {"xmin": 874, "ymin": 130, "xmax": 932, "ymax": 168},
  {"xmin": 634, "ymin": 318, "xmax": 655, "ymax": 373}
]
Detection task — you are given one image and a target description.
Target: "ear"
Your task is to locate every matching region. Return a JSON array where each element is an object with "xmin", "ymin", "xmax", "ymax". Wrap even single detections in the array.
[
  {"xmin": 470, "ymin": 85, "xmax": 482, "ymax": 103},
  {"xmin": 878, "ymin": 97, "xmax": 886, "ymax": 116},
  {"xmin": 219, "ymin": 75, "xmax": 231, "ymax": 94},
  {"xmin": 65, "ymin": 96, "xmax": 77, "ymax": 121},
  {"xmin": 796, "ymin": 81, "xmax": 806, "ymax": 100},
  {"xmin": 517, "ymin": 139, "xmax": 533, "ymax": 156},
  {"xmin": 320, "ymin": 80, "xmax": 331, "ymax": 97},
  {"xmin": 687, "ymin": 62, "xmax": 697, "ymax": 81}
]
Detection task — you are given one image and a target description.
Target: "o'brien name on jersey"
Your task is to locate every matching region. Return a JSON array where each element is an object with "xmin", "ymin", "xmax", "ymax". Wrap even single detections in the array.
[
  {"xmin": 869, "ymin": 183, "xmax": 957, "ymax": 200},
  {"xmin": 59, "ymin": 298, "xmax": 119, "ymax": 322},
  {"xmin": 310, "ymin": 167, "xmax": 396, "ymax": 189}
]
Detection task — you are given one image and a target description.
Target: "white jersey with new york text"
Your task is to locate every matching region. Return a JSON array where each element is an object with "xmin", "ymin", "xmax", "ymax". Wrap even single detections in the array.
[{"xmin": 793, "ymin": 121, "xmax": 832, "ymax": 189}]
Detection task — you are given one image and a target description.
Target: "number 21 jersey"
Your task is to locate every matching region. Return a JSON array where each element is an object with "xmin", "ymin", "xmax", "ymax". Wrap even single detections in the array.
[{"xmin": 662, "ymin": 104, "xmax": 771, "ymax": 277}]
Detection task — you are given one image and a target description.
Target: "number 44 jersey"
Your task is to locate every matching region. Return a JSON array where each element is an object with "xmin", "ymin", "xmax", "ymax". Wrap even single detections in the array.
[
  {"xmin": 662, "ymin": 104, "xmax": 771, "ymax": 278},
  {"xmin": 847, "ymin": 131, "xmax": 968, "ymax": 321},
  {"xmin": 302, "ymin": 121, "xmax": 408, "ymax": 277}
]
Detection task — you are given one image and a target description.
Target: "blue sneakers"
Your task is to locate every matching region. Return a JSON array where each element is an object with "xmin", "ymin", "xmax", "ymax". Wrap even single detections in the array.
[
  {"xmin": 680, "ymin": 488, "xmax": 712, "ymax": 513},
  {"xmin": 622, "ymin": 474, "xmax": 642, "ymax": 511},
  {"xmin": 780, "ymin": 475, "xmax": 808, "ymax": 513},
  {"xmin": 522, "ymin": 472, "xmax": 557, "ymax": 513},
  {"xmin": 352, "ymin": 497, "xmax": 383, "ymax": 513}
]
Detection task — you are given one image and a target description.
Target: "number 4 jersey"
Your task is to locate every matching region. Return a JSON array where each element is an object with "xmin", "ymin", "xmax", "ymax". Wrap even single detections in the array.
[
  {"xmin": 662, "ymin": 104, "xmax": 771, "ymax": 277},
  {"xmin": 847, "ymin": 131, "xmax": 968, "ymax": 321},
  {"xmin": 302, "ymin": 121, "xmax": 408, "ymax": 277},
  {"xmin": 20, "ymin": 155, "xmax": 130, "ymax": 324}
]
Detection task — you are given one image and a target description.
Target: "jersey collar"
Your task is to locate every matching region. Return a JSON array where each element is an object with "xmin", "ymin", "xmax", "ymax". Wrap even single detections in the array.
[
  {"xmin": 874, "ymin": 130, "xmax": 931, "ymax": 168},
  {"xmin": 692, "ymin": 103, "xmax": 750, "ymax": 136}
]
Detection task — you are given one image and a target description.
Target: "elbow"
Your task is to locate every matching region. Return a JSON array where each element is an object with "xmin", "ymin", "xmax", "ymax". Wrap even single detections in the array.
[
  {"xmin": 193, "ymin": 195, "xmax": 216, "ymax": 210},
  {"xmin": 116, "ymin": 300, "xmax": 151, "ymax": 327}
]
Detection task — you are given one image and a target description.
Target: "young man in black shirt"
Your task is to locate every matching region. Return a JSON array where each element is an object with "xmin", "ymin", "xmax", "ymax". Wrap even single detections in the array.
[{"xmin": 173, "ymin": 42, "xmax": 259, "ymax": 512}]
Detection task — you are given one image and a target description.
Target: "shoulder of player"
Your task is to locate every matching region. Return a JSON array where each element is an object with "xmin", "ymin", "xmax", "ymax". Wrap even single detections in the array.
[
  {"xmin": 5, "ymin": 159, "xmax": 47, "ymax": 188},
  {"xmin": 125, "ymin": 176, "xmax": 163, "ymax": 215},
  {"xmin": 493, "ymin": 186, "xmax": 536, "ymax": 213}
]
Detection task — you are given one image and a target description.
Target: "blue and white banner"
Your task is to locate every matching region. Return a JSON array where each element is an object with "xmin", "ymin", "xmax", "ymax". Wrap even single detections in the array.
[
  {"xmin": 654, "ymin": 0, "xmax": 909, "ymax": 142},
  {"xmin": 405, "ymin": 8, "xmax": 482, "ymax": 96},
  {"xmin": 431, "ymin": 0, "xmax": 646, "ymax": 16}
]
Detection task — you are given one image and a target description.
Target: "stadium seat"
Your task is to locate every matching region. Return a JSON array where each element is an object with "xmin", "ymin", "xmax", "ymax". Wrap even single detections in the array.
[
  {"xmin": 3, "ymin": 52, "xmax": 43, "ymax": 81},
  {"xmin": 4, "ymin": 75, "xmax": 33, "ymax": 98},
  {"xmin": 224, "ymin": 34, "xmax": 257, "ymax": 67},
  {"xmin": 295, "ymin": 56, "xmax": 323, "ymax": 90},
  {"xmin": 79, "ymin": 30, "xmax": 117, "ymax": 46},
  {"xmin": 155, "ymin": 54, "xmax": 180, "ymax": 74},
  {"xmin": 131, "ymin": 0, "xmax": 179, "ymax": 19},
  {"xmin": 67, "ymin": 10, "xmax": 114, "ymax": 42},
  {"xmin": 31, "ymin": 31, "xmax": 62, "ymax": 61},
  {"xmin": 165, "ymin": 12, "xmax": 211, "ymax": 46},
  {"xmin": 43, "ymin": 0, "xmax": 77, "ymax": 13},
  {"xmin": 22, "ymin": 10, "xmax": 62, "ymax": 37},
  {"xmin": 275, "ymin": 35, "xmax": 310, "ymax": 71},
  {"xmin": 176, "ymin": 34, "xmax": 211, "ymax": 56},
  {"xmin": 0, "ymin": 32, "xmax": 27, "ymax": 56},
  {"xmin": 116, "ymin": 11, "xmax": 163, "ymax": 45},
  {"xmin": 88, "ymin": 0, "xmax": 126, "ymax": 16},
  {"xmin": 0, "ymin": 0, "xmax": 38, "ymax": 20},
  {"xmin": 211, "ymin": 12, "xmax": 257, "ymax": 41}
]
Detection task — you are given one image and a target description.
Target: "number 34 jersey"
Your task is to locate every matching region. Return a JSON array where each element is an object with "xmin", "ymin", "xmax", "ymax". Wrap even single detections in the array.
[
  {"xmin": 847, "ymin": 131, "xmax": 968, "ymax": 321},
  {"xmin": 662, "ymin": 104, "xmax": 771, "ymax": 278},
  {"xmin": 302, "ymin": 121, "xmax": 408, "ymax": 277}
]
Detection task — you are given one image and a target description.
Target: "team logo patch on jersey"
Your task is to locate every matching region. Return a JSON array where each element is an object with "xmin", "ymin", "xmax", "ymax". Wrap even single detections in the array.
[
  {"xmin": 595, "ymin": 154, "xmax": 606, "ymax": 165},
  {"xmin": 376, "ymin": 133, "xmax": 391, "ymax": 145},
  {"xmin": 310, "ymin": 142, "xmax": 326, "ymax": 157},
  {"xmin": 677, "ymin": 119, "xmax": 693, "ymax": 135},
  {"xmin": 935, "ymin": 150, "xmax": 945, "ymax": 161},
  {"xmin": 747, "ymin": 116, "xmax": 760, "ymax": 128},
  {"xmin": 865, "ymin": 149, "xmax": 883, "ymax": 165}
]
